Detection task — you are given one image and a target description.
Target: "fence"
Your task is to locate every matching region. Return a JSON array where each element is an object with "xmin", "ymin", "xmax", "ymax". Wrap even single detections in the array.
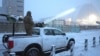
[
  {"xmin": 0, "ymin": 22, "xmax": 25, "ymax": 33},
  {"xmin": 0, "ymin": 22, "xmax": 100, "ymax": 33},
  {"xmin": 48, "ymin": 24, "xmax": 100, "ymax": 32}
]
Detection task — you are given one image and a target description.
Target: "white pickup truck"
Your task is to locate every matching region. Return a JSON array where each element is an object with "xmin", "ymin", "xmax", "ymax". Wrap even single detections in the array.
[{"xmin": 2, "ymin": 27, "xmax": 75, "ymax": 56}]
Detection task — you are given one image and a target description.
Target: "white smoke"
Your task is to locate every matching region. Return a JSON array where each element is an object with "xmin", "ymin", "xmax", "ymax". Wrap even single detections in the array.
[{"xmin": 44, "ymin": 8, "xmax": 76, "ymax": 24}]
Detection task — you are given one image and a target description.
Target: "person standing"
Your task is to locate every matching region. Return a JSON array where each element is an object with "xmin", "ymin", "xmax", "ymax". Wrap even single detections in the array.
[{"xmin": 23, "ymin": 11, "xmax": 34, "ymax": 35}]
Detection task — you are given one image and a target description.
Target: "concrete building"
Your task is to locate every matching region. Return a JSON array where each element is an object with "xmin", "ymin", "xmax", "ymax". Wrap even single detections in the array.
[
  {"xmin": 0, "ymin": 0, "xmax": 24, "ymax": 16},
  {"xmin": 0, "ymin": 0, "xmax": 24, "ymax": 33}
]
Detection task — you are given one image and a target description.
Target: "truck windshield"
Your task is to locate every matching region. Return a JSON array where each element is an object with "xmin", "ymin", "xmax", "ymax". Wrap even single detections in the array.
[{"xmin": 32, "ymin": 29, "xmax": 40, "ymax": 35}]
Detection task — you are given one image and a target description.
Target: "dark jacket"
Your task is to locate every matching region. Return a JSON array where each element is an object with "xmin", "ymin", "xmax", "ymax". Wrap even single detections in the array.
[{"xmin": 23, "ymin": 11, "xmax": 34, "ymax": 35}]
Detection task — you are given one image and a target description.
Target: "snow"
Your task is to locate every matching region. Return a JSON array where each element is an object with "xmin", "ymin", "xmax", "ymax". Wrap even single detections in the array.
[
  {"xmin": 55, "ymin": 29, "xmax": 100, "ymax": 56},
  {"xmin": 56, "ymin": 45, "xmax": 100, "ymax": 56},
  {"xmin": 0, "ymin": 29, "xmax": 100, "ymax": 56},
  {"xmin": 66, "ymin": 29, "xmax": 100, "ymax": 48}
]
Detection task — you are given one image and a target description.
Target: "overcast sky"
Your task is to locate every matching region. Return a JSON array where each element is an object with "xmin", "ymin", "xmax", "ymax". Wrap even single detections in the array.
[
  {"xmin": 24, "ymin": 0, "xmax": 86, "ymax": 21},
  {"xmin": 24, "ymin": 0, "xmax": 99, "ymax": 21}
]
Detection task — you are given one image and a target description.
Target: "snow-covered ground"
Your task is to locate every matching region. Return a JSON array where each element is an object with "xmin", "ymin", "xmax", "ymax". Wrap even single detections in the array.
[
  {"xmin": 0, "ymin": 29, "xmax": 100, "ymax": 56},
  {"xmin": 56, "ymin": 29, "xmax": 100, "ymax": 56},
  {"xmin": 56, "ymin": 44, "xmax": 100, "ymax": 56}
]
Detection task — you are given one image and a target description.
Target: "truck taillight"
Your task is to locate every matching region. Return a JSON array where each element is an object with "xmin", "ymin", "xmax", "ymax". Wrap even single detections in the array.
[{"xmin": 7, "ymin": 40, "xmax": 14, "ymax": 49}]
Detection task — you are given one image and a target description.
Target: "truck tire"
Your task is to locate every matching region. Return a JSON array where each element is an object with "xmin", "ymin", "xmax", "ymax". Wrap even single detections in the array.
[
  {"xmin": 25, "ymin": 47, "xmax": 41, "ymax": 56},
  {"xmin": 66, "ymin": 40, "xmax": 75, "ymax": 51}
]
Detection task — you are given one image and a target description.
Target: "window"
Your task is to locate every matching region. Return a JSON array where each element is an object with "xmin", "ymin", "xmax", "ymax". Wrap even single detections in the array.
[
  {"xmin": 53, "ymin": 29, "xmax": 63, "ymax": 35},
  {"xmin": 17, "ymin": 0, "xmax": 23, "ymax": 3},
  {"xmin": 17, "ymin": 5, "xmax": 23, "ymax": 8},
  {"xmin": 17, "ymin": 10, "xmax": 23, "ymax": 13},
  {"xmin": 32, "ymin": 29, "xmax": 40, "ymax": 35},
  {"xmin": 44, "ymin": 29, "xmax": 54, "ymax": 35}
]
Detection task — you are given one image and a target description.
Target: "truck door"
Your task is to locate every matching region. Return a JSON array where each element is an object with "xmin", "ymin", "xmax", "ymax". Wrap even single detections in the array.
[
  {"xmin": 43, "ymin": 29, "xmax": 57, "ymax": 51},
  {"xmin": 53, "ymin": 29, "xmax": 67, "ymax": 48}
]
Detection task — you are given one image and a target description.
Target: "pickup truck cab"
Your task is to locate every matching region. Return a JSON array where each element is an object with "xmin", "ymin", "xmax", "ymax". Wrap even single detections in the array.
[{"xmin": 2, "ymin": 27, "xmax": 75, "ymax": 56}]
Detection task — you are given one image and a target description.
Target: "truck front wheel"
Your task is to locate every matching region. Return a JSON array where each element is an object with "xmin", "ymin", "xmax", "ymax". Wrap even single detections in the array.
[
  {"xmin": 26, "ymin": 47, "xmax": 41, "ymax": 56},
  {"xmin": 66, "ymin": 40, "xmax": 75, "ymax": 51}
]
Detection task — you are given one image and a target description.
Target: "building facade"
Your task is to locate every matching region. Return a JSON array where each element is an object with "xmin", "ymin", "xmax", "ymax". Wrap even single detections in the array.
[
  {"xmin": 0, "ymin": 0, "xmax": 24, "ymax": 33},
  {"xmin": 0, "ymin": 0, "xmax": 24, "ymax": 16}
]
